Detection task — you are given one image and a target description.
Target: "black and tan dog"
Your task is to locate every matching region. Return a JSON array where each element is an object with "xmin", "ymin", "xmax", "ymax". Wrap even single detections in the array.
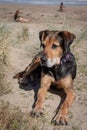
[
  {"xmin": 14, "ymin": 30, "xmax": 77, "ymax": 125},
  {"xmin": 14, "ymin": 10, "xmax": 29, "ymax": 23}
]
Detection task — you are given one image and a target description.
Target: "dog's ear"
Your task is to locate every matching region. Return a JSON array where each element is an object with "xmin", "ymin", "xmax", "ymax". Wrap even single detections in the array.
[
  {"xmin": 58, "ymin": 31, "xmax": 76, "ymax": 53},
  {"xmin": 39, "ymin": 30, "xmax": 50, "ymax": 45}
]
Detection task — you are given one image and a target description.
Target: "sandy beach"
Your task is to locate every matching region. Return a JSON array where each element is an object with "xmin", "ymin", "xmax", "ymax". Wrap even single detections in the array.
[
  {"xmin": 0, "ymin": 4, "xmax": 87, "ymax": 130},
  {"xmin": 0, "ymin": 4, "xmax": 87, "ymax": 23}
]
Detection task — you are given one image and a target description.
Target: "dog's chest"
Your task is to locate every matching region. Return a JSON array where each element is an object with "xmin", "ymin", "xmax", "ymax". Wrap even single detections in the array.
[{"xmin": 42, "ymin": 65, "xmax": 66, "ymax": 80}]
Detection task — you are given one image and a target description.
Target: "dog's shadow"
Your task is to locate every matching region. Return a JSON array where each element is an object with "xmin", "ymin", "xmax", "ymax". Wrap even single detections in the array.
[
  {"xmin": 19, "ymin": 78, "xmax": 41, "ymax": 108},
  {"xmin": 19, "ymin": 79, "xmax": 66, "ymax": 113}
]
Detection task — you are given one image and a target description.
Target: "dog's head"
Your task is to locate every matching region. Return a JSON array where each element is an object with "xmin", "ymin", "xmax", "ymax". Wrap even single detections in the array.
[{"xmin": 39, "ymin": 30, "xmax": 76, "ymax": 68}]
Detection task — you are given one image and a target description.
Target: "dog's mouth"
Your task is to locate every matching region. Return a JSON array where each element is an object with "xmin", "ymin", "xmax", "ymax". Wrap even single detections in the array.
[{"xmin": 40, "ymin": 57, "xmax": 60, "ymax": 68}]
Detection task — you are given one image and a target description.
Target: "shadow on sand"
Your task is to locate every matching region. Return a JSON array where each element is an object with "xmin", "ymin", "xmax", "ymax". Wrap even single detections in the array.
[{"xmin": 19, "ymin": 79, "xmax": 66, "ymax": 116}]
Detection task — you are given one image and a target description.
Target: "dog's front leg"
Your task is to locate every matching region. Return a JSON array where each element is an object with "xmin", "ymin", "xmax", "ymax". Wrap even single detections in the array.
[
  {"xmin": 53, "ymin": 88, "xmax": 75, "ymax": 125},
  {"xmin": 52, "ymin": 75, "xmax": 75, "ymax": 125},
  {"xmin": 31, "ymin": 73, "xmax": 54, "ymax": 117}
]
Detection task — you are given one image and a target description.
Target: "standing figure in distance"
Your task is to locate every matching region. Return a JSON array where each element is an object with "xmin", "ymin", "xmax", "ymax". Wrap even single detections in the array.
[{"xmin": 59, "ymin": 2, "xmax": 64, "ymax": 12}]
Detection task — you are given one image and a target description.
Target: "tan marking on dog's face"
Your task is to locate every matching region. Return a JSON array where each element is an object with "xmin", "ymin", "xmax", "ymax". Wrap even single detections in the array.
[{"xmin": 41, "ymin": 32, "xmax": 63, "ymax": 67}]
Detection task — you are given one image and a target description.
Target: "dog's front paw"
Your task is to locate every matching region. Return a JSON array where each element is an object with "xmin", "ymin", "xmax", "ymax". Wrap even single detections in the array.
[
  {"xmin": 51, "ymin": 114, "xmax": 68, "ymax": 126},
  {"xmin": 30, "ymin": 108, "xmax": 44, "ymax": 118}
]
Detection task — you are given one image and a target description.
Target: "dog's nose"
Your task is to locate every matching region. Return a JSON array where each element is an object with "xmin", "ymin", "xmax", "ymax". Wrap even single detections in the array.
[{"xmin": 41, "ymin": 56, "xmax": 47, "ymax": 64}]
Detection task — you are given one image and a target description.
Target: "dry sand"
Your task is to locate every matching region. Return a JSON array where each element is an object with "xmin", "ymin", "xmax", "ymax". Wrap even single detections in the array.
[{"xmin": 0, "ymin": 4, "xmax": 87, "ymax": 130}]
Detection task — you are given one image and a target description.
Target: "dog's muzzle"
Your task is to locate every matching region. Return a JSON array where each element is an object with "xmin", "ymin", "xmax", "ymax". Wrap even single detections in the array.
[
  {"xmin": 40, "ymin": 56, "xmax": 47, "ymax": 66},
  {"xmin": 40, "ymin": 55, "xmax": 57, "ymax": 68}
]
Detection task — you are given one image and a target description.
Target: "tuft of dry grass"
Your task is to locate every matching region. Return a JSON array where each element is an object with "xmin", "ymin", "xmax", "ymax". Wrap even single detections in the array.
[
  {"xmin": 0, "ymin": 100, "xmax": 50, "ymax": 130},
  {"xmin": 0, "ymin": 23, "xmax": 29, "ymax": 96},
  {"xmin": 22, "ymin": 27, "xmax": 29, "ymax": 41},
  {"xmin": 17, "ymin": 26, "xmax": 29, "ymax": 42},
  {"xmin": 72, "ymin": 27, "xmax": 87, "ymax": 50},
  {"xmin": 0, "ymin": 101, "xmax": 28, "ymax": 130},
  {"xmin": 0, "ymin": 24, "xmax": 10, "ymax": 96}
]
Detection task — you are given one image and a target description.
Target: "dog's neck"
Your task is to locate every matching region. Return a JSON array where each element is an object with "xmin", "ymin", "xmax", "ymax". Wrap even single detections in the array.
[{"xmin": 60, "ymin": 52, "xmax": 70, "ymax": 65}]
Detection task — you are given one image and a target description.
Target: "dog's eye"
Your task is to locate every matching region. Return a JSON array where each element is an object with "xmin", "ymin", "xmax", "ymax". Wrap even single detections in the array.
[
  {"xmin": 41, "ymin": 44, "xmax": 45, "ymax": 49},
  {"xmin": 52, "ymin": 44, "xmax": 59, "ymax": 49}
]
